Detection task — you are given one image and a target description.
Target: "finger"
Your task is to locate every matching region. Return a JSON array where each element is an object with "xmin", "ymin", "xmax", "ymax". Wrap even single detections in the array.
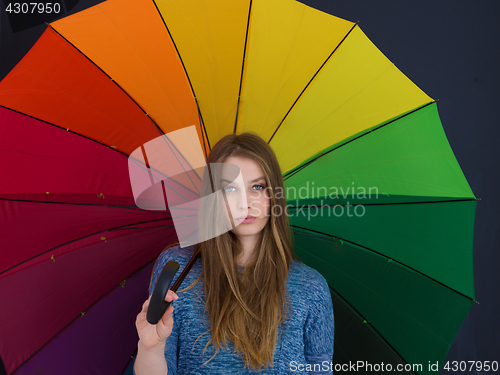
[
  {"xmin": 165, "ymin": 290, "xmax": 179, "ymax": 302},
  {"xmin": 160, "ymin": 305, "xmax": 174, "ymax": 325},
  {"xmin": 136, "ymin": 296, "xmax": 154, "ymax": 326},
  {"xmin": 141, "ymin": 296, "xmax": 151, "ymax": 312}
]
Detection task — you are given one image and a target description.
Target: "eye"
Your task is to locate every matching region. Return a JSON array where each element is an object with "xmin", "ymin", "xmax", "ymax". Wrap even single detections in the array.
[
  {"xmin": 252, "ymin": 184, "xmax": 265, "ymax": 190},
  {"xmin": 223, "ymin": 186, "xmax": 236, "ymax": 193}
]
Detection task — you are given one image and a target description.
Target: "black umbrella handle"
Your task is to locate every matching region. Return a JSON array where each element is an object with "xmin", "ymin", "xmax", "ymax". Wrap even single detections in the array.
[
  {"xmin": 146, "ymin": 261, "xmax": 180, "ymax": 325},
  {"xmin": 146, "ymin": 248, "xmax": 201, "ymax": 325}
]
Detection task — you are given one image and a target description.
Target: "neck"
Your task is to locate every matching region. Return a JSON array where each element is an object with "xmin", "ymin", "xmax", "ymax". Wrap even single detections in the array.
[{"xmin": 236, "ymin": 234, "xmax": 260, "ymax": 266}]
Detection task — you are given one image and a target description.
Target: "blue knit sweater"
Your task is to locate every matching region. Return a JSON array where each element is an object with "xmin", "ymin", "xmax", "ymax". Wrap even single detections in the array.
[{"xmin": 135, "ymin": 244, "xmax": 334, "ymax": 374}]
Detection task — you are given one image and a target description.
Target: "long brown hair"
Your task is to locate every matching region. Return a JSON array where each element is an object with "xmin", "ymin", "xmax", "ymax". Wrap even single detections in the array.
[{"xmin": 178, "ymin": 132, "xmax": 299, "ymax": 370}]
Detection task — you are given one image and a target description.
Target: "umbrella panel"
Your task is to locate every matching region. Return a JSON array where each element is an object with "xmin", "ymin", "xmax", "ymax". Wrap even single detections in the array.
[
  {"xmin": 331, "ymin": 289, "xmax": 414, "ymax": 374},
  {"xmin": 292, "ymin": 231, "xmax": 474, "ymax": 375},
  {"xmin": 13, "ymin": 263, "xmax": 153, "ymax": 375}
]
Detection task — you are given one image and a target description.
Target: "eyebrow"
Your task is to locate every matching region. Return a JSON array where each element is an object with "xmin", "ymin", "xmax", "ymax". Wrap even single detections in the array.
[{"xmin": 221, "ymin": 176, "xmax": 265, "ymax": 183}]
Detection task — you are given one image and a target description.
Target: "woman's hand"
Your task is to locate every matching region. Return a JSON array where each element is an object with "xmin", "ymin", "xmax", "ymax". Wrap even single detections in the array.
[{"xmin": 135, "ymin": 290, "xmax": 179, "ymax": 350}]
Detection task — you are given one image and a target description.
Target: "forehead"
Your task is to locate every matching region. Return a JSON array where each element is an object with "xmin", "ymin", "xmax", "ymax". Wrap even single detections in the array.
[{"xmin": 221, "ymin": 157, "xmax": 265, "ymax": 181}]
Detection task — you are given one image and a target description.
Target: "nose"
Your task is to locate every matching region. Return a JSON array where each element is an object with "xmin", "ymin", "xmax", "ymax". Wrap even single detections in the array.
[{"xmin": 237, "ymin": 190, "xmax": 249, "ymax": 212}]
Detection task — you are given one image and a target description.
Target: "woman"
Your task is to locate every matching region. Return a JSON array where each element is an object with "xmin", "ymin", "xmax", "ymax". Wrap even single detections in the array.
[{"xmin": 134, "ymin": 132, "xmax": 334, "ymax": 374}]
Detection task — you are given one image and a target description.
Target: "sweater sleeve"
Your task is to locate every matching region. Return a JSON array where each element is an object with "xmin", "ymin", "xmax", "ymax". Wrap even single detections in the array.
[
  {"xmin": 303, "ymin": 272, "xmax": 335, "ymax": 374},
  {"xmin": 163, "ymin": 301, "xmax": 179, "ymax": 374}
]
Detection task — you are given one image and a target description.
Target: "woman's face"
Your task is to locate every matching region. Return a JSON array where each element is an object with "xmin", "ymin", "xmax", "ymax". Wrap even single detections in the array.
[{"xmin": 220, "ymin": 156, "xmax": 270, "ymax": 239}]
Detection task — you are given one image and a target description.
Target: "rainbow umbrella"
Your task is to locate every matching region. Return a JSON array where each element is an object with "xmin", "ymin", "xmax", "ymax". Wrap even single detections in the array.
[{"xmin": 0, "ymin": 0, "xmax": 476, "ymax": 374}]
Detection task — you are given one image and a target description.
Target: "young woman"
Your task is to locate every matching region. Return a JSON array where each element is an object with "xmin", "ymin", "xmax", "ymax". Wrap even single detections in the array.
[{"xmin": 134, "ymin": 132, "xmax": 334, "ymax": 374}]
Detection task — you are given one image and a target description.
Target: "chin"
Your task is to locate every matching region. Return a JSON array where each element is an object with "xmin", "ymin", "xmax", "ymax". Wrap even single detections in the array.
[
  {"xmin": 233, "ymin": 220, "xmax": 267, "ymax": 236},
  {"xmin": 232, "ymin": 227, "xmax": 260, "ymax": 237}
]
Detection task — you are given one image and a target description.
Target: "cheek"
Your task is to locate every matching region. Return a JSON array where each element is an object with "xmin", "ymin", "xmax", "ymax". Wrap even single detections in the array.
[
  {"xmin": 224, "ymin": 202, "xmax": 237, "ymax": 220},
  {"xmin": 223, "ymin": 194, "xmax": 238, "ymax": 210},
  {"xmin": 260, "ymin": 196, "xmax": 270, "ymax": 216}
]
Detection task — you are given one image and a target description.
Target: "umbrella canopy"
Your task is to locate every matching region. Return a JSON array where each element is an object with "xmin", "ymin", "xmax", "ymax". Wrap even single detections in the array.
[{"xmin": 0, "ymin": 0, "xmax": 476, "ymax": 374}]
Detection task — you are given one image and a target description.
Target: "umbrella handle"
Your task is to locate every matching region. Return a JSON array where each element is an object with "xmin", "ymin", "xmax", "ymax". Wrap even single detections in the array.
[{"xmin": 147, "ymin": 261, "xmax": 180, "ymax": 325}]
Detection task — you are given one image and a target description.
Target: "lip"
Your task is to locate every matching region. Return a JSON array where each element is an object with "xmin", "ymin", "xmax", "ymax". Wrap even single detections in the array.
[{"xmin": 237, "ymin": 215, "xmax": 256, "ymax": 223}]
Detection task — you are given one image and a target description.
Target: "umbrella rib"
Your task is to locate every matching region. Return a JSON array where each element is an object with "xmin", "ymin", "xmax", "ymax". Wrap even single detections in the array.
[
  {"xmin": 48, "ymin": 25, "xmax": 165, "ymax": 140},
  {"xmin": 282, "ymin": 101, "xmax": 435, "ymax": 181},
  {"xmin": 150, "ymin": 0, "xmax": 211, "ymax": 154},
  {"xmin": 9, "ymin": 258, "xmax": 158, "ymax": 375},
  {"xmin": 197, "ymin": 102, "xmax": 210, "ymax": 157},
  {"xmin": 327, "ymin": 285, "xmax": 419, "ymax": 374},
  {"xmin": 0, "ymin": 197, "xmax": 171, "ymax": 213},
  {"xmin": 292, "ymin": 225, "xmax": 475, "ymax": 302},
  {"xmin": 120, "ymin": 350, "xmax": 137, "ymax": 375},
  {"xmin": 267, "ymin": 22, "xmax": 358, "ymax": 145},
  {"xmin": 129, "ymin": 153, "xmax": 201, "ymax": 204},
  {"xmin": 137, "ymin": 133, "xmax": 203, "ymax": 196},
  {"xmin": 233, "ymin": 0, "xmax": 253, "ymax": 134},
  {"xmin": 0, "ymin": 218, "xmax": 172, "ymax": 277},
  {"xmin": 137, "ymin": 133, "xmax": 202, "ymax": 199},
  {"xmin": 286, "ymin": 197, "xmax": 477, "ymax": 208},
  {"xmin": 111, "ymin": 225, "xmax": 175, "ymax": 230},
  {"xmin": 0, "ymin": 104, "xmax": 131, "ymax": 159},
  {"xmin": 48, "ymin": 26, "xmax": 205, "ymax": 198}
]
